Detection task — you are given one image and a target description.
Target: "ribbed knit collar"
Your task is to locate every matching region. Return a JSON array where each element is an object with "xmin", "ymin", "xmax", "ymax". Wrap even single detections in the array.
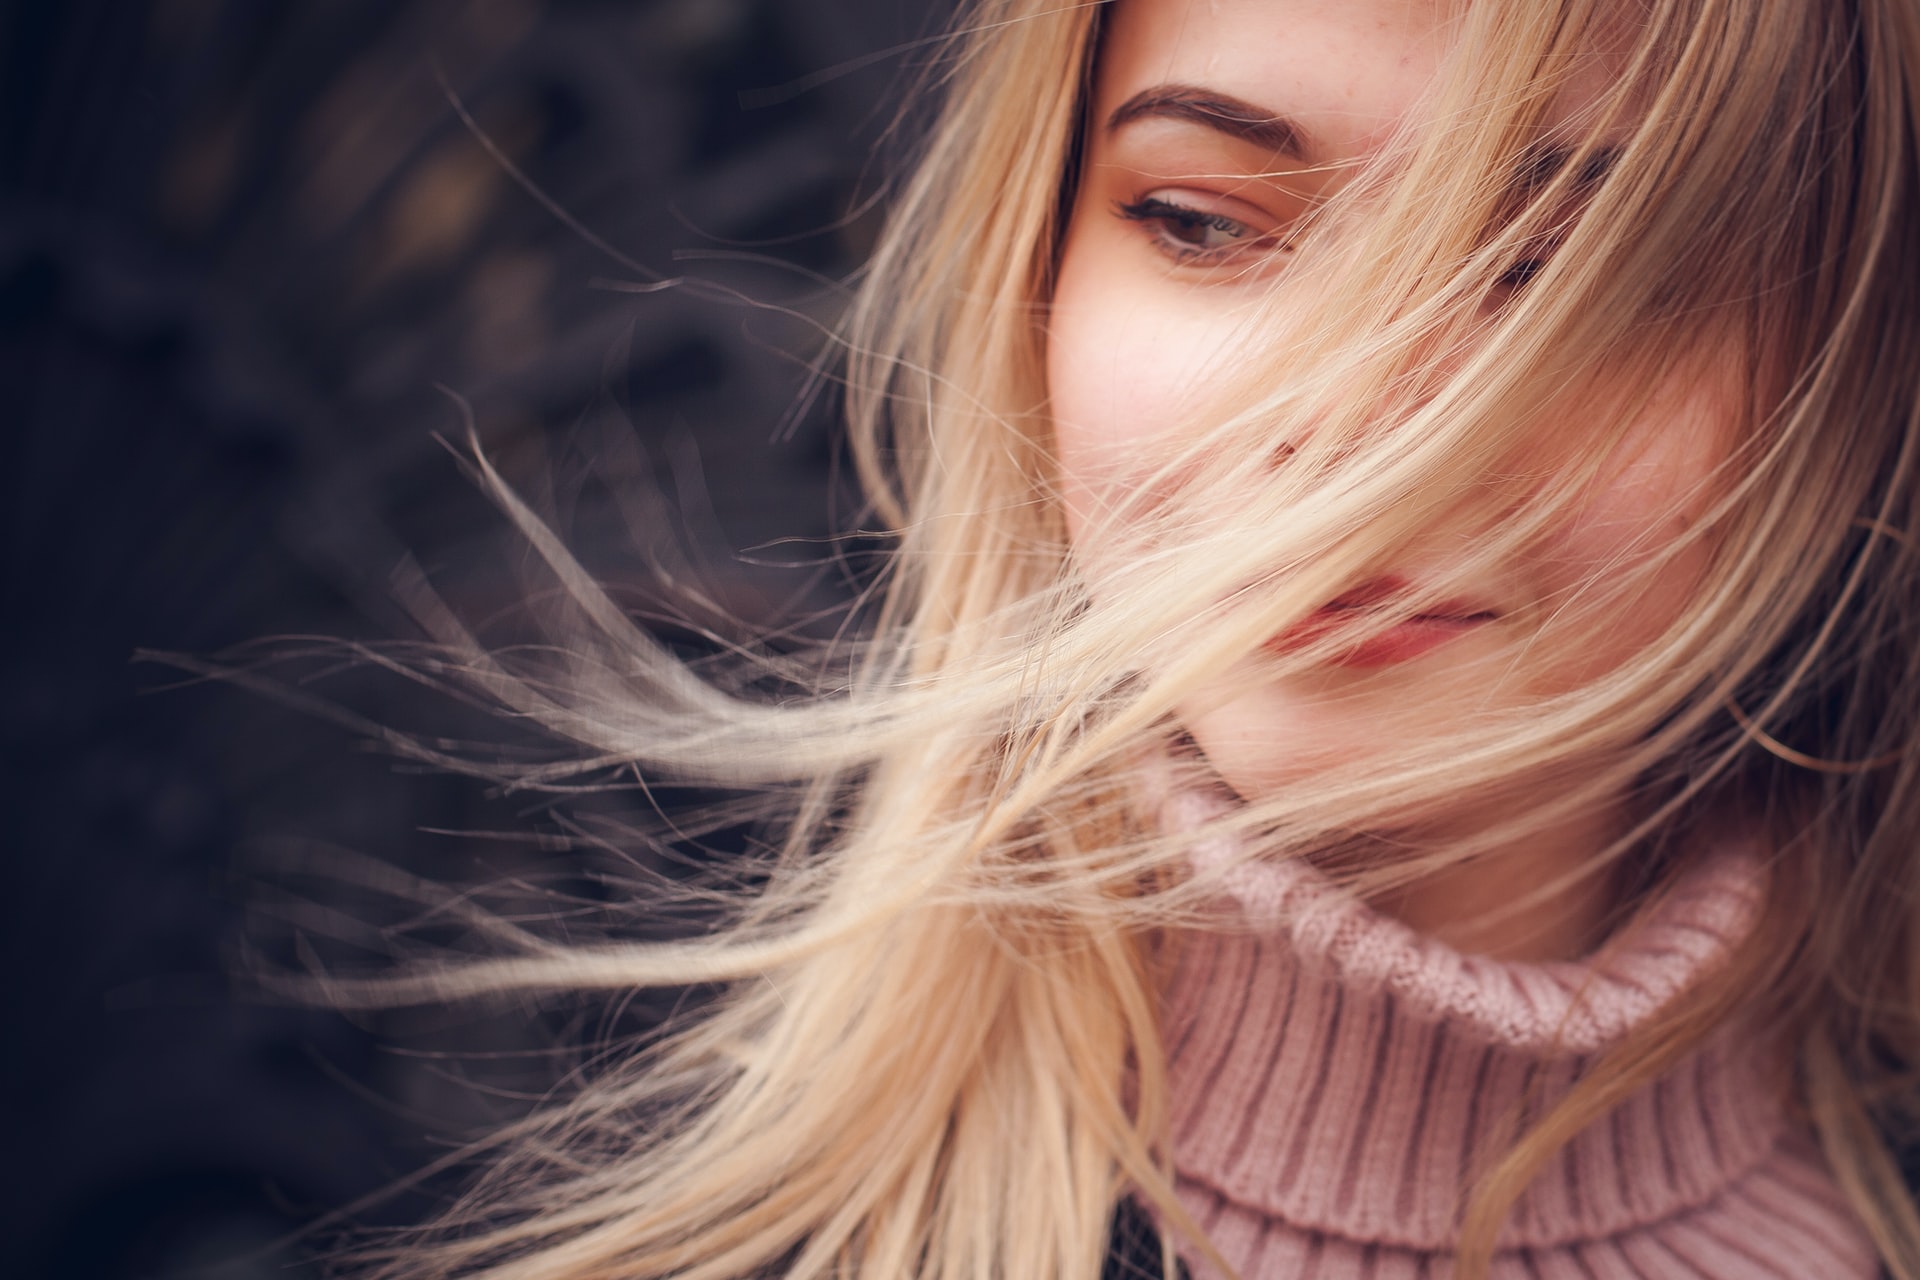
[{"xmin": 1157, "ymin": 784, "xmax": 1789, "ymax": 1254}]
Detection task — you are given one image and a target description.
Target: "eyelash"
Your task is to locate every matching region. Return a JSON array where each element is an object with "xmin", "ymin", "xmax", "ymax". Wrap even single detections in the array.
[
  {"xmin": 1115, "ymin": 194, "xmax": 1557, "ymax": 292},
  {"xmin": 1495, "ymin": 234, "xmax": 1567, "ymax": 293},
  {"xmin": 1113, "ymin": 195, "xmax": 1290, "ymax": 266}
]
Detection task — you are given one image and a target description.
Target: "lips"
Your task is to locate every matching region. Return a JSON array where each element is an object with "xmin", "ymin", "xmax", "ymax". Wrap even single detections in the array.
[{"xmin": 1267, "ymin": 577, "xmax": 1499, "ymax": 667}]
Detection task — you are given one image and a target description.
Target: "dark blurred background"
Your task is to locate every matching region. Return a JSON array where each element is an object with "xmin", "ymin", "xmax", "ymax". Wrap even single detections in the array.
[{"xmin": 0, "ymin": 1, "xmax": 946, "ymax": 1274}]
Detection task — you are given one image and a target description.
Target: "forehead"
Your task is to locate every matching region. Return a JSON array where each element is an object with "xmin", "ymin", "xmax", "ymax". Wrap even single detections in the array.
[
  {"xmin": 1095, "ymin": 0, "xmax": 1623, "ymax": 161},
  {"xmin": 1096, "ymin": 0, "xmax": 1455, "ymax": 157}
]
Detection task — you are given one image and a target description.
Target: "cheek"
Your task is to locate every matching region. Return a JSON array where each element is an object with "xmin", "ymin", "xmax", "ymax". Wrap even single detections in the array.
[
  {"xmin": 1045, "ymin": 231, "xmax": 1237, "ymax": 538},
  {"xmin": 1524, "ymin": 380, "xmax": 1738, "ymax": 686},
  {"xmin": 1566, "ymin": 380, "xmax": 1732, "ymax": 563}
]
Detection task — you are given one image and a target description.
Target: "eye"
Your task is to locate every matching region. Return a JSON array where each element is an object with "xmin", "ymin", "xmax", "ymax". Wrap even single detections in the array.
[
  {"xmin": 1496, "ymin": 257, "xmax": 1547, "ymax": 291},
  {"xmin": 1113, "ymin": 193, "xmax": 1290, "ymax": 267},
  {"xmin": 1489, "ymin": 209, "xmax": 1575, "ymax": 297},
  {"xmin": 1491, "ymin": 231, "xmax": 1566, "ymax": 296}
]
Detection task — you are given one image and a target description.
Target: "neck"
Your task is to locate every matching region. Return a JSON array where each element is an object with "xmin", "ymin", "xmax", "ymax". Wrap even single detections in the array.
[{"xmin": 1368, "ymin": 794, "xmax": 1631, "ymax": 962}]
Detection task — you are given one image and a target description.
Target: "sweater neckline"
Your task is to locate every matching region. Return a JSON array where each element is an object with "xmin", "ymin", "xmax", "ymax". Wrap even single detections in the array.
[
  {"xmin": 1157, "ymin": 784, "xmax": 1787, "ymax": 1252},
  {"xmin": 1162, "ymin": 784, "xmax": 1768, "ymax": 1055}
]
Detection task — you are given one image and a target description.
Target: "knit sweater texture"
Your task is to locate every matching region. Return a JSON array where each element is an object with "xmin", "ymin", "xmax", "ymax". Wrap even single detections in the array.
[{"xmin": 1154, "ymin": 786, "xmax": 1881, "ymax": 1279}]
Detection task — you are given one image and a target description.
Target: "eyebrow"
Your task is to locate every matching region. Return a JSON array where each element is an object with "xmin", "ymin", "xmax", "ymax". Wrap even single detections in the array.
[
  {"xmin": 1109, "ymin": 85, "xmax": 1622, "ymax": 198},
  {"xmin": 1106, "ymin": 84, "xmax": 1310, "ymax": 160}
]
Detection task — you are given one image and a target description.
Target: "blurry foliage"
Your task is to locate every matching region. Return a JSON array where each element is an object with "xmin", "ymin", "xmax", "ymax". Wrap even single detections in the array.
[{"xmin": 1, "ymin": 0, "xmax": 942, "ymax": 1274}]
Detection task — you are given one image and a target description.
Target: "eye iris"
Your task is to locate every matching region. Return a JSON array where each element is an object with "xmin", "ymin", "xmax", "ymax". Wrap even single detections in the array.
[
  {"xmin": 1112, "ymin": 196, "xmax": 1280, "ymax": 265},
  {"xmin": 1167, "ymin": 208, "xmax": 1241, "ymax": 249}
]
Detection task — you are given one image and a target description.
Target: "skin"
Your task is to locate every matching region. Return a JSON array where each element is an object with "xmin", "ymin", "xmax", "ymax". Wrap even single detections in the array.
[{"xmin": 1046, "ymin": 0, "xmax": 1739, "ymax": 960}]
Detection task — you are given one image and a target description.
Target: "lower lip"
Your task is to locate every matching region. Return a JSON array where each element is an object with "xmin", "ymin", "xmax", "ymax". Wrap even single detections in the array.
[{"xmin": 1266, "ymin": 612, "xmax": 1494, "ymax": 668}]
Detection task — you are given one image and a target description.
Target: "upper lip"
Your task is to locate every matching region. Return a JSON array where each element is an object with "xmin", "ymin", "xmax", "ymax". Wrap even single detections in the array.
[{"xmin": 1322, "ymin": 576, "xmax": 1498, "ymax": 622}]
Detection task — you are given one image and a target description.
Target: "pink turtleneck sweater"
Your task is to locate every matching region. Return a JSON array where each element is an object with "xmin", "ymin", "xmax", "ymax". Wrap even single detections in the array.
[{"xmin": 1153, "ymin": 790, "xmax": 1881, "ymax": 1279}]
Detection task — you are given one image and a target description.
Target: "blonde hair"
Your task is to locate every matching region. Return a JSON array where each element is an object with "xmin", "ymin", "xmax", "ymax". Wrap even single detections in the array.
[{"xmin": 335, "ymin": 0, "xmax": 1920, "ymax": 1277}]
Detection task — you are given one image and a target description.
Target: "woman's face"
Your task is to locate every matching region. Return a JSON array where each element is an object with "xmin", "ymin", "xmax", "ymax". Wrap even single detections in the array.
[{"xmin": 1047, "ymin": 0, "xmax": 1738, "ymax": 807}]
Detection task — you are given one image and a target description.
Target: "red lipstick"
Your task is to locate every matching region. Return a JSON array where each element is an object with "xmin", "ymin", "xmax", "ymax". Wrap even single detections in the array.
[{"xmin": 1266, "ymin": 578, "xmax": 1497, "ymax": 668}]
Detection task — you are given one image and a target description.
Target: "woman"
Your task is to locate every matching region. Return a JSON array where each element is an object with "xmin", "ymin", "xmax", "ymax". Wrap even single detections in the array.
[{"xmin": 353, "ymin": 0, "xmax": 1920, "ymax": 1275}]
